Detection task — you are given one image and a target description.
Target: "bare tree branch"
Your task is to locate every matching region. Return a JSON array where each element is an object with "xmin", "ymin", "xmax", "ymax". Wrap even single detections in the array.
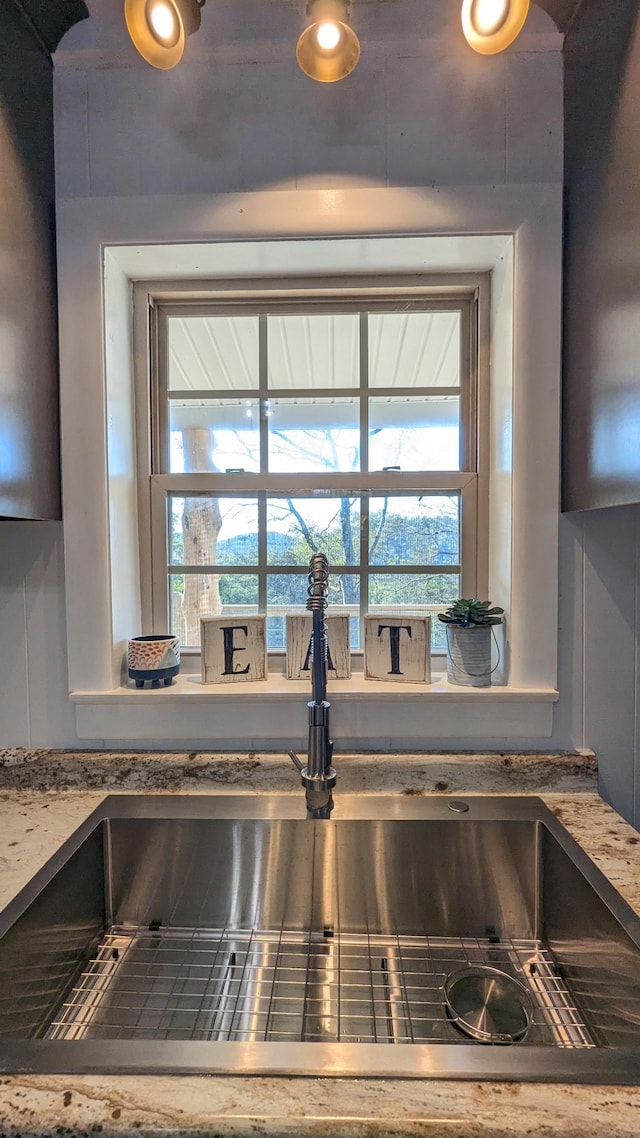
[
  {"xmin": 285, "ymin": 497, "xmax": 317, "ymax": 555},
  {"xmin": 369, "ymin": 496, "xmax": 389, "ymax": 561}
]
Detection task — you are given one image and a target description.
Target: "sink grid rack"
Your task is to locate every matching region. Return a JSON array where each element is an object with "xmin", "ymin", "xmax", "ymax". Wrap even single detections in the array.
[{"xmin": 45, "ymin": 925, "xmax": 595, "ymax": 1048}]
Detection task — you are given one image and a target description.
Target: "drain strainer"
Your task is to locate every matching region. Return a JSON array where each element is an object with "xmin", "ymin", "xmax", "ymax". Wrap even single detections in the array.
[{"xmin": 444, "ymin": 965, "xmax": 534, "ymax": 1044}]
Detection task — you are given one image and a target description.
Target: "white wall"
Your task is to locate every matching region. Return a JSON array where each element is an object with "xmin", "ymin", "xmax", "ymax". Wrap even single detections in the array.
[
  {"xmin": 53, "ymin": 0, "xmax": 563, "ymax": 199},
  {"xmin": 1, "ymin": 3, "xmax": 583, "ymax": 754}
]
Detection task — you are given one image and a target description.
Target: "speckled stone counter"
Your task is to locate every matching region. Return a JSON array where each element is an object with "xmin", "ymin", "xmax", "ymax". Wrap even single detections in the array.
[{"xmin": 1, "ymin": 748, "xmax": 640, "ymax": 1138}]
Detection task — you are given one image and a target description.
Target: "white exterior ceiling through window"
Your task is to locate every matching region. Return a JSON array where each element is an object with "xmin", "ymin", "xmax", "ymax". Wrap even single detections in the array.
[{"xmin": 167, "ymin": 312, "xmax": 461, "ymax": 392}]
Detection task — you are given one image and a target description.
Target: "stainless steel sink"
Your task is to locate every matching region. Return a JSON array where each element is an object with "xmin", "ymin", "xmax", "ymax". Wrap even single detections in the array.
[{"xmin": 1, "ymin": 794, "xmax": 640, "ymax": 1082}]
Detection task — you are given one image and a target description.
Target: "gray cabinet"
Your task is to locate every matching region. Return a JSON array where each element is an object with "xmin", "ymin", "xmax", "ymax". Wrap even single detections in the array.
[
  {"xmin": 0, "ymin": 4, "xmax": 64, "ymax": 519},
  {"xmin": 563, "ymin": 2, "xmax": 640, "ymax": 511}
]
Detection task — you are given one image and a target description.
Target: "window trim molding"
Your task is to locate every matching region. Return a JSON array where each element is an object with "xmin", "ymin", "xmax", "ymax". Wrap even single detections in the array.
[
  {"xmin": 136, "ymin": 277, "xmax": 487, "ymax": 652},
  {"xmin": 56, "ymin": 184, "xmax": 562, "ymax": 744}
]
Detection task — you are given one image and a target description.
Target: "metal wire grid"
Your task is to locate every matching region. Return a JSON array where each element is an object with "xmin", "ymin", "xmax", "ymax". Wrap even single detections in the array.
[
  {"xmin": 0, "ymin": 925, "xmax": 100, "ymax": 1040},
  {"xmin": 545, "ymin": 949, "xmax": 640, "ymax": 1047},
  {"xmin": 47, "ymin": 926, "xmax": 594, "ymax": 1047}
]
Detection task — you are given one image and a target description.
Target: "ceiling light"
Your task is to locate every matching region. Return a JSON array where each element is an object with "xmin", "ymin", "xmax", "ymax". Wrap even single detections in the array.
[
  {"xmin": 124, "ymin": 0, "xmax": 204, "ymax": 69},
  {"xmin": 296, "ymin": 0, "xmax": 360, "ymax": 83},
  {"xmin": 461, "ymin": 0, "xmax": 529, "ymax": 54},
  {"xmin": 148, "ymin": 1, "xmax": 179, "ymax": 44},
  {"xmin": 316, "ymin": 21, "xmax": 341, "ymax": 51}
]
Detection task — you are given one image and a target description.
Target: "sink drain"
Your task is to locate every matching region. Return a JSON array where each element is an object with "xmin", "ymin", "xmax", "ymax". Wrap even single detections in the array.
[{"xmin": 444, "ymin": 965, "xmax": 534, "ymax": 1044}]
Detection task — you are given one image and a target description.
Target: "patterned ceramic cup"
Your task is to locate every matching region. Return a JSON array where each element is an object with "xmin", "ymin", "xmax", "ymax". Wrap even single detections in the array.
[{"xmin": 127, "ymin": 634, "xmax": 180, "ymax": 688}]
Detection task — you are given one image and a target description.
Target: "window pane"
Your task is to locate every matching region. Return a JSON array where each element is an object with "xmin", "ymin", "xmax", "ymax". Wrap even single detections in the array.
[
  {"xmin": 267, "ymin": 572, "xmax": 310, "ymax": 609},
  {"xmin": 266, "ymin": 573, "xmax": 309, "ymax": 650},
  {"xmin": 169, "ymin": 399, "xmax": 260, "ymax": 473},
  {"xmin": 268, "ymin": 314, "xmax": 359, "ymax": 388},
  {"xmin": 328, "ymin": 573, "xmax": 361, "ymax": 649},
  {"xmin": 170, "ymin": 497, "xmax": 259, "ymax": 566},
  {"xmin": 368, "ymin": 573, "xmax": 460, "ymax": 651},
  {"xmin": 266, "ymin": 573, "xmax": 360, "ymax": 650},
  {"xmin": 268, "ymin": 398, "xmax": 360, "ymax": 472},
  {"xmin": 368, "ymin": 495, "xmax": 459, "ymax": 566},
  {"xmin": 169, "ymin": 573, "xmax": 259, "ymax": 649},
  {"xmin": 368, "ymin": 312, "xmax": 460, "ymax": 388},
  {"xmin": 219, "ymin": 573, "xmax": 259, "ymax": 610},
  {"xmin": 267, "ymin": 497, "xmax": 360, "ymax": 566},
  {"xmin": 267, "ymin": 614, "xmax": 287, "ymax": 650},
  {"xmin": 267, "ymin": 573, "xmax": 360, "ymax": 611},
  {"xmin": 167, "ymin": 315, "xmax": 259, "ymax": 390},
  {"xmin": 368, "ymin": 396, "xmax": 460, "ymax": 471}
]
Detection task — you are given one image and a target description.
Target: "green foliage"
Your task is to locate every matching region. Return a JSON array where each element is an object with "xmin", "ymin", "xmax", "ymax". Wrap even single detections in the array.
[
  {"xmin": 437, "ymin": 598, "xmax": 504, "ymax": 626},
  {"xmin": 219, "ymin": 575, "xmax": 259, "ymax": 605}
]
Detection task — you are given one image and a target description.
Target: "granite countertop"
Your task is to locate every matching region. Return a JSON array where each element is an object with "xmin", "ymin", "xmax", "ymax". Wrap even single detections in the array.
[{"xmin": 1, "ymin": 748, "xmax": 640, "ymax": 1137}]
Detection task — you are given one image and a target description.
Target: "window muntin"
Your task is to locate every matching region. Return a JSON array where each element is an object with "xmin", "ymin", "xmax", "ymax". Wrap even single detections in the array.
[{"xmin": 149, "ymin": 288, "xmax": 480, "ymax": 654}]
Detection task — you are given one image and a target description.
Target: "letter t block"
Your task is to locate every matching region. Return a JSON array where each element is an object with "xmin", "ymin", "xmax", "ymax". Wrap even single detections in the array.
[{"xmin": 364, "ymin": 615, "xmax": 432, "ymax": 683}]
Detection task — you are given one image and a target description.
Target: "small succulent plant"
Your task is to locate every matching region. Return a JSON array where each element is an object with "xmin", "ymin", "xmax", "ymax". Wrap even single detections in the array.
[{"xmin": 438, "ymin": 598, "xmax": 504, "ymax": 627}]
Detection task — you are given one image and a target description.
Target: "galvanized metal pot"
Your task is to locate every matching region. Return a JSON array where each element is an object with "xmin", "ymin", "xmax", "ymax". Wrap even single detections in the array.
[{"xmin": 445, "ymin": 624, "xmax": 492, "ymax": 687}]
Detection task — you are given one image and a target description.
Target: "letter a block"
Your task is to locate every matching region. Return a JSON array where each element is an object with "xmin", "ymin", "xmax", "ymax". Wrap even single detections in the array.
[
  {"xmin": 286, "ymin": 614, "xmax": 351, "ymax": 680},
  {"xmin": 364, "ymin": 615, "xmax": 432, "ymax": 684},
  {"xmin": 201, "ymin": 616, "xmax": 267, "ymax": 684}
]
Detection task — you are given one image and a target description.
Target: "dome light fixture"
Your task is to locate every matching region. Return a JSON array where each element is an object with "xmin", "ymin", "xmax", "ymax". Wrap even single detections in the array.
[
  {"xmin": 296, "ymin": 0, "xmax": 360, "ymax": 83},
  {"xmin": 461, "ymin": 0, "xmax": 529, "ymax": 55},
  {"xmin": 124, "ymin": 0, "xmax": 205, "ymax": 69}
]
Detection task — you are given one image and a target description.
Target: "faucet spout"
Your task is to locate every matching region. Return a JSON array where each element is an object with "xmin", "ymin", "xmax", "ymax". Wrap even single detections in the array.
[
  {"xmin": 288, "ymin": 552, "xmax": 336, "ymax": 817},
  {"xmin": 307, "ymin": 554, "xmax": 329, "ymax": 706}
]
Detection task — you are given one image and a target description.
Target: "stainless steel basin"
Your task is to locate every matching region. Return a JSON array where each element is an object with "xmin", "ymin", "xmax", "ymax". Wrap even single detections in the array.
[{"xmin": 1, "ymin": 794, "xmax": 640, "ymax": 1082}]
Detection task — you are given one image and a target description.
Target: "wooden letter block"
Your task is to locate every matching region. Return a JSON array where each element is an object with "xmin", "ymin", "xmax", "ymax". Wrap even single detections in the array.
[
  {"xmin": 286, "ymin": 614, "xmax": 351, "ymax": 680},
  {"xmin": 364, "ymin": 615, "xmax": 432, "ymax": 684},
  {"xmin": 201, "ymin": 615, "xmax": 267, "ymax": 684}
]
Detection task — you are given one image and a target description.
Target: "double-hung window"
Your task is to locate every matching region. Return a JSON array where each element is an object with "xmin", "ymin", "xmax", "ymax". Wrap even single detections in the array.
[{"xmin": 140, "ymin": 276, "xmax": 487, "ymax": 661}]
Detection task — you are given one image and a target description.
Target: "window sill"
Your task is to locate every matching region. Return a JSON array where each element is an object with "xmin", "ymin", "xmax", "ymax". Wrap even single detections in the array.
[
  {"xmin": 70, "ymin": 675, "xmax": 559, "ymax": 744},
  {"xmin": 71, "ymin": 673, "xmax": 557, "ymax": 703}
]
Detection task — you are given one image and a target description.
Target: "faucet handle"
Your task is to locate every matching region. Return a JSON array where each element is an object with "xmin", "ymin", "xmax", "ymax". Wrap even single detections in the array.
[
  {"xmin": 289, "ymin": 748, "xmax": 336, "ymax": 792},
  {"xmin": 288, "ymin": 749, "xmax": 304, "ymax": 774}
]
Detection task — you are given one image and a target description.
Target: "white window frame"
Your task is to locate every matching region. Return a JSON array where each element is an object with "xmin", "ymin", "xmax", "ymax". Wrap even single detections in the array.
[
  {"xmin": 56, "ymin": 185, "xmax": 562, "ymax": 745},
  {"xmin": 135, "ymin": 277, "xmax": 490, "ymax": 658}
]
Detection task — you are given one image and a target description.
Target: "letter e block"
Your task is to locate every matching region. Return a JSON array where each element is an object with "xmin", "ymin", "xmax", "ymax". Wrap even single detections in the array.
[
  {"xmin": 364, "ymin": 615, "xmax": 431, "ymax": 683},
  {"xmin": 201, "ymin": 616, "xmax": 267, "ymax": 684}
]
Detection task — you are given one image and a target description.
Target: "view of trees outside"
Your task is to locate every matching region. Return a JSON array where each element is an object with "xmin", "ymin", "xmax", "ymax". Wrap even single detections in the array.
[{"xmin": 170, "ymin": 484, "xmax": 460, "ymax": 649}]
